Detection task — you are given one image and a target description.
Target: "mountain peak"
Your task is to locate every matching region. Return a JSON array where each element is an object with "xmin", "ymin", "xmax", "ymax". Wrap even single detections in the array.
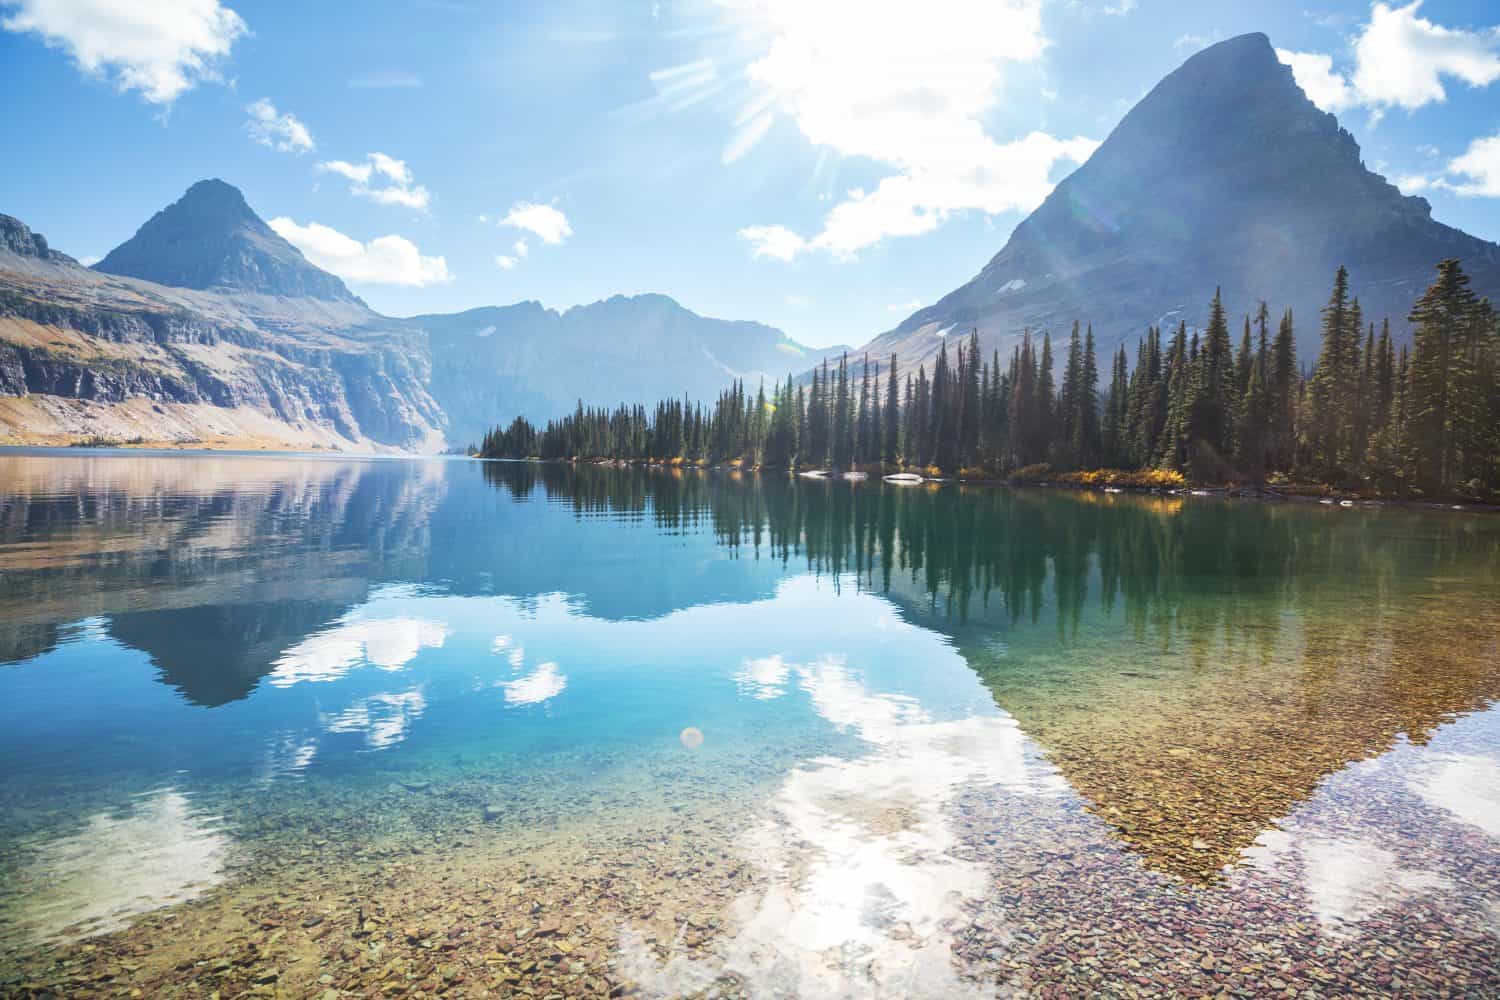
[
  {"xmin": 94, "ymin": 179, "xmax": 358, "ymax": 302},
  {"xmin": 0, "ymin": 213, "xmax": 76, "ymax": 264},
  {"xmin": 863, "ymin": 30, "xmax": 1498, "ymax": 379}
]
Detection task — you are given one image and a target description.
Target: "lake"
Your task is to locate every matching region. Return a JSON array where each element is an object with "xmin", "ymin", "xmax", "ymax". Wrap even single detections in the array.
[{"xmin": 1, "ymin": 450, "xmax": 1497, "ymax": 997}]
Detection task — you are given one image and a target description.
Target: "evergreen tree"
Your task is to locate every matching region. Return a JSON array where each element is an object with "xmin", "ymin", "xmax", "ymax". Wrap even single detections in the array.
[{"xmin": 883, "ymin": 353, "xmax": 900, "ymax": 466}]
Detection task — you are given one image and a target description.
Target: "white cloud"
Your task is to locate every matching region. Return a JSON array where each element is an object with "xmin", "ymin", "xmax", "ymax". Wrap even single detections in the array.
[
  {"xmin": 269, "ymin": 217, "xmax": 452, "ymax": 287},
  {"xmin": 1275, "ymin": 49, "xmax": 1357, "ymax": 112},
  {"xmin": 1447, "ymin": 132, "xmax": 1500, "ymax": 196},
  {"xmin": 244, "ymin": 98, "xmax": 314, "ymax": 153},
  {"xmin": 495, "ymin": 254, "xmax": 518, "ymax": 270},
  {"xmin": 2, "ymin": 0, "xmax": 246, "ymax": 104},
  {"xmin": 739, "ymin": 224, "xmax": 805, "ymax": 262},
  {"xmin": 1391, "ymin": 172, "xmax": 1434, "ymax": 193},
  {"xmin": 723, "ymin": 1, "xmax": 1096, "ymax": 258},
  {"xmin": 318, "ymin": 152, "xmax": 430, "ymax": 210},
  {"xmin": 1280, "ymin": 3, "xmax": 1500, "ymax": 116},
  {"xmin": 887, "ymin": 298, "xmax": 921, "ymax": 313},
  {"xmin": 513, "ymin": 238, "xmax": 529, "ymax": 259},
  {"xmin": 499, "ymin": 201, "xmax": 572, "ymax": 244},
  {"xmin": 1351, "ymin": 1, "xmax": 1500, "ymax": 112},
  {"xmin": 1103, "ymin": 0, "xmax": 1136, "ymax": 14}
]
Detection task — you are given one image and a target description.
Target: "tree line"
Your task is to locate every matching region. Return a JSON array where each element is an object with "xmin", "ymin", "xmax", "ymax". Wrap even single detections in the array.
[{"xmin": 478, "ymin": 258, "xmax": 1500, "ymax": 496}]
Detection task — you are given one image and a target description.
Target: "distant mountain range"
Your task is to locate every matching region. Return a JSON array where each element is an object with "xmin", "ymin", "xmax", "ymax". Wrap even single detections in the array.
[
  {"xmin": 415, "ymin": 296, "xmax": 841, "ymax": 448},
  {"xmin": 0, "ymin": 182, "xmax": 841, "ymax": 450},
  {"xmin": 859, "ymin": 32, "xmax": 1500, "ymax": 374}
]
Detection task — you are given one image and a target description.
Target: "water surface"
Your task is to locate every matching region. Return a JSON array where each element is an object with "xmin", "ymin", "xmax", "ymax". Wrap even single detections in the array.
[{"xmin": 1, "ymin": 452, "xmax": 1497, "ymax": 996}]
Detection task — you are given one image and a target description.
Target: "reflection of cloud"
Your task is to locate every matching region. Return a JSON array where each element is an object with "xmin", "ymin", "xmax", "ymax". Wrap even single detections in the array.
[
  {"xmin": 734, "ymin": 653, "xmax": 790, "ymax": 700},
  {"xmin": 270, "ymin": 617, "xmax": 448, "ymax": 686},
  {"xmin": 1248, "ymin": 830, "xmax": 1451, "ymax": 936},
  {"xmin": 1414, "ymin": 753, "xmax": 1500, "ymax": 838},
  {"xmin": 255, "ymin": 734, "xmax": 319, "ymax": 784},
  {"xmin": 623, "ymin": 655, "xmax": 1062, "ymax": 997},
  {"xmin": 501, "ymin": 662, "xmax": 567, "ymax": 706},
  {"xmin": 2, "ymin": 789, "xmax": 230, "ymax": 944},
  {"xmin": 490, "ymin": 634, "xmax": 513, "ymax": 652},
  {"xmin": 322, "ymin": 689, "xmax": 427, "ymax": 748},
  {"xmin": 1300, "ymin": 836, "xmax": 1450, "ymax": 935}
]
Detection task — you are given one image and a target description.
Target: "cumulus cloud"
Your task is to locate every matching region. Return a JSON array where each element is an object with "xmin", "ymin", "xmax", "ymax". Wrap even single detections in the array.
[
  {"xmin": 494, "ymin": 254, "xmax": 518, "ymax": 270},
  {"xmin": 244, "ymin": 98, "xmax": 314, "ymax": 153},
  {"xmin": 318, "ymin": 152, "xmax": 430, "ymax": 210},
  {"xmin": 1275, "ymin": 49, "xmax": 1356, "ymax": 112},
  {"xmin": 739, "ymin": 224, "xmax": 806, "ymax": 262},
  {"xmin": 500, "ymin": 201, "xmax": 572, "ymax": 244},
  {"xmin": 724, "ymin": 1, "xmax": 1096, "ymax": 259},
  {"xmin": 1280, "ymin": 3, "xmax": 1500, "ymax": 116},
  {"xmin": 268, "ymin": 217, "xmax": 452, "ymax": 287},
  {"xmin": 1447, "ymin": 132, "xmax": 1500, "ymax": 196},
  {"xmin": 1, "ymin": 0, "xmax": 247, "ymax": 104}
]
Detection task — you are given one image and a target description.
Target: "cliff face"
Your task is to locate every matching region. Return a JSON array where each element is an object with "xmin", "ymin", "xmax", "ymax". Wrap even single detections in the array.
[
  {"xmin": 0, "ymin": 213, "xmax": 444, "ymax": 450},
  {"xmin": 859, "ymin": 32, "xmax": 1500, "ymax": 372},
  {"xmin": 3, "ymin": 180, "xmax": 832, "ymax": 451}
]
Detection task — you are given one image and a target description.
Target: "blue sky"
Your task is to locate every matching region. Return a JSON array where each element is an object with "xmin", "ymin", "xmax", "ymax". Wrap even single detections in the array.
[{"xmin": 2, "ymin": 0, "xmax": 1499, "ymax": 348}]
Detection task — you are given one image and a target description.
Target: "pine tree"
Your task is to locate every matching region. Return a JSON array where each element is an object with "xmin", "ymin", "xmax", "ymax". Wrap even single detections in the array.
[
  {"xmin": 1407, "ymin": 259, "xmax": 1482, "ymax": 490},
  {"xmin": 883, "ymin": 353, "xmax": 900, "ymax": 466}
]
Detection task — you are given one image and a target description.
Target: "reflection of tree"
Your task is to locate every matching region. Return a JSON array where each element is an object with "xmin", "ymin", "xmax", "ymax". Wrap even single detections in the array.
[{"xmin": 477, "ymin": 465, "xmax": 1500, "ymax": 881}]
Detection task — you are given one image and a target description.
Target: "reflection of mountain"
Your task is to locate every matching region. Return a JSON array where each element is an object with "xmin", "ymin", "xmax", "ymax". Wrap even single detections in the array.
[
  {"xmin": 109, "ymin": 601, "xmax": 349, "ymax": 707},
  {"xmin": 0, "ymin": 454, "xmax": 445, "ymax": 703},
  {"xmin": 0, "ymin": 456, "xmax": 788, "ymax": 704},
  {"xmin": 5, "ymin": 454, "xmax": 1498, "ymax": 881},
  {"xmin": 487, "ymin": 470, "xmax": 1498, "ymax": 881},
  {"xmin": 652, "ymin": 479, "xmax": 1500, "ymax": 881}
]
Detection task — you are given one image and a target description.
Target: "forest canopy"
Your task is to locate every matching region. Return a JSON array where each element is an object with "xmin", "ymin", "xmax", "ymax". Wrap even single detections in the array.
[{"xmin": 479, "ymin": 259, "xmax": 1500, "ymax": 498}]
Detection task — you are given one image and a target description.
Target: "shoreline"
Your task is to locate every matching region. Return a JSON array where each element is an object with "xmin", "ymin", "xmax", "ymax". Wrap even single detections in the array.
[
  {"xmin": 480, "ymin": 455, "xmax": 1500, "ymax": 513},
  {"xmin": 4, "ymin": 440, "xmax": 1494, "ymax": 512}
]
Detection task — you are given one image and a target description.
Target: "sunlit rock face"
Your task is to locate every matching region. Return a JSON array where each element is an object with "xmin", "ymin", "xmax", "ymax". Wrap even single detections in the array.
[{"xmin": 860, "ymin": 32, "xmax": 1500, "ymax": 375}]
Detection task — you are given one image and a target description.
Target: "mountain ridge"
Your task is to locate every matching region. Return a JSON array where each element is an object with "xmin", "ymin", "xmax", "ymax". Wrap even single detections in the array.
[
  {"xmin": 1, "ymin": 184, "xmax": 838, "ymax": 450},
  {"xmin": 859, "ymin": 32, "xmax": 1500, "ymax": 374}
]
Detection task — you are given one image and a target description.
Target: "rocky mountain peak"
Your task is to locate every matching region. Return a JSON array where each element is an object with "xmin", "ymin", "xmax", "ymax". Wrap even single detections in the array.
[
  {"xmin": 0, "ymin": 214, "xmax": 76, "ymax": 264},
  {"xmin": 94, "ymin": 179, "xmax": 359, "ymax": 303},
  {"xmin": 863, "ymin": 31, "xmax": 1497, "ymax": 375}
]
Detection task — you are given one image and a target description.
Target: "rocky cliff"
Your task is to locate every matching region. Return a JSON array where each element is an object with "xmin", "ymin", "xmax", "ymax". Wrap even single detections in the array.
[
  {"xmin": 4, "ymin": 180, "xmax": 833, "ymax": 451},
  {"xmin": 0, "ymin": 212, "xmax": 444, "ymax": 450}
]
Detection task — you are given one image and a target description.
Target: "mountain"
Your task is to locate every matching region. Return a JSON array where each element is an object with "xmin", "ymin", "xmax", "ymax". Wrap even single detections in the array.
[
  {"xmin": 3, "ymin": 181, "xmax": 830, "ymax": 450},
  {"xmin": 416, "ymin": 295, "xmax": 847, "ymax": 448},
  {"xmin": 0, "ymin": 208, "xmax": 444, "ymax": 450},
  {"xmin": 94, "ymin": 178, "xmax": 358, "ymax": 303},
  {"xmin": 862, "ymin": 32, "xmax": 1500, "ymax": 373}
]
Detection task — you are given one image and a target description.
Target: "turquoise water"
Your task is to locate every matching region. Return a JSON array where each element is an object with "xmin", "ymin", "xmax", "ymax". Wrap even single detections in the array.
[{"xmin": 1, "ymin": 451, "xmax": 1497, "ymax": 996}]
